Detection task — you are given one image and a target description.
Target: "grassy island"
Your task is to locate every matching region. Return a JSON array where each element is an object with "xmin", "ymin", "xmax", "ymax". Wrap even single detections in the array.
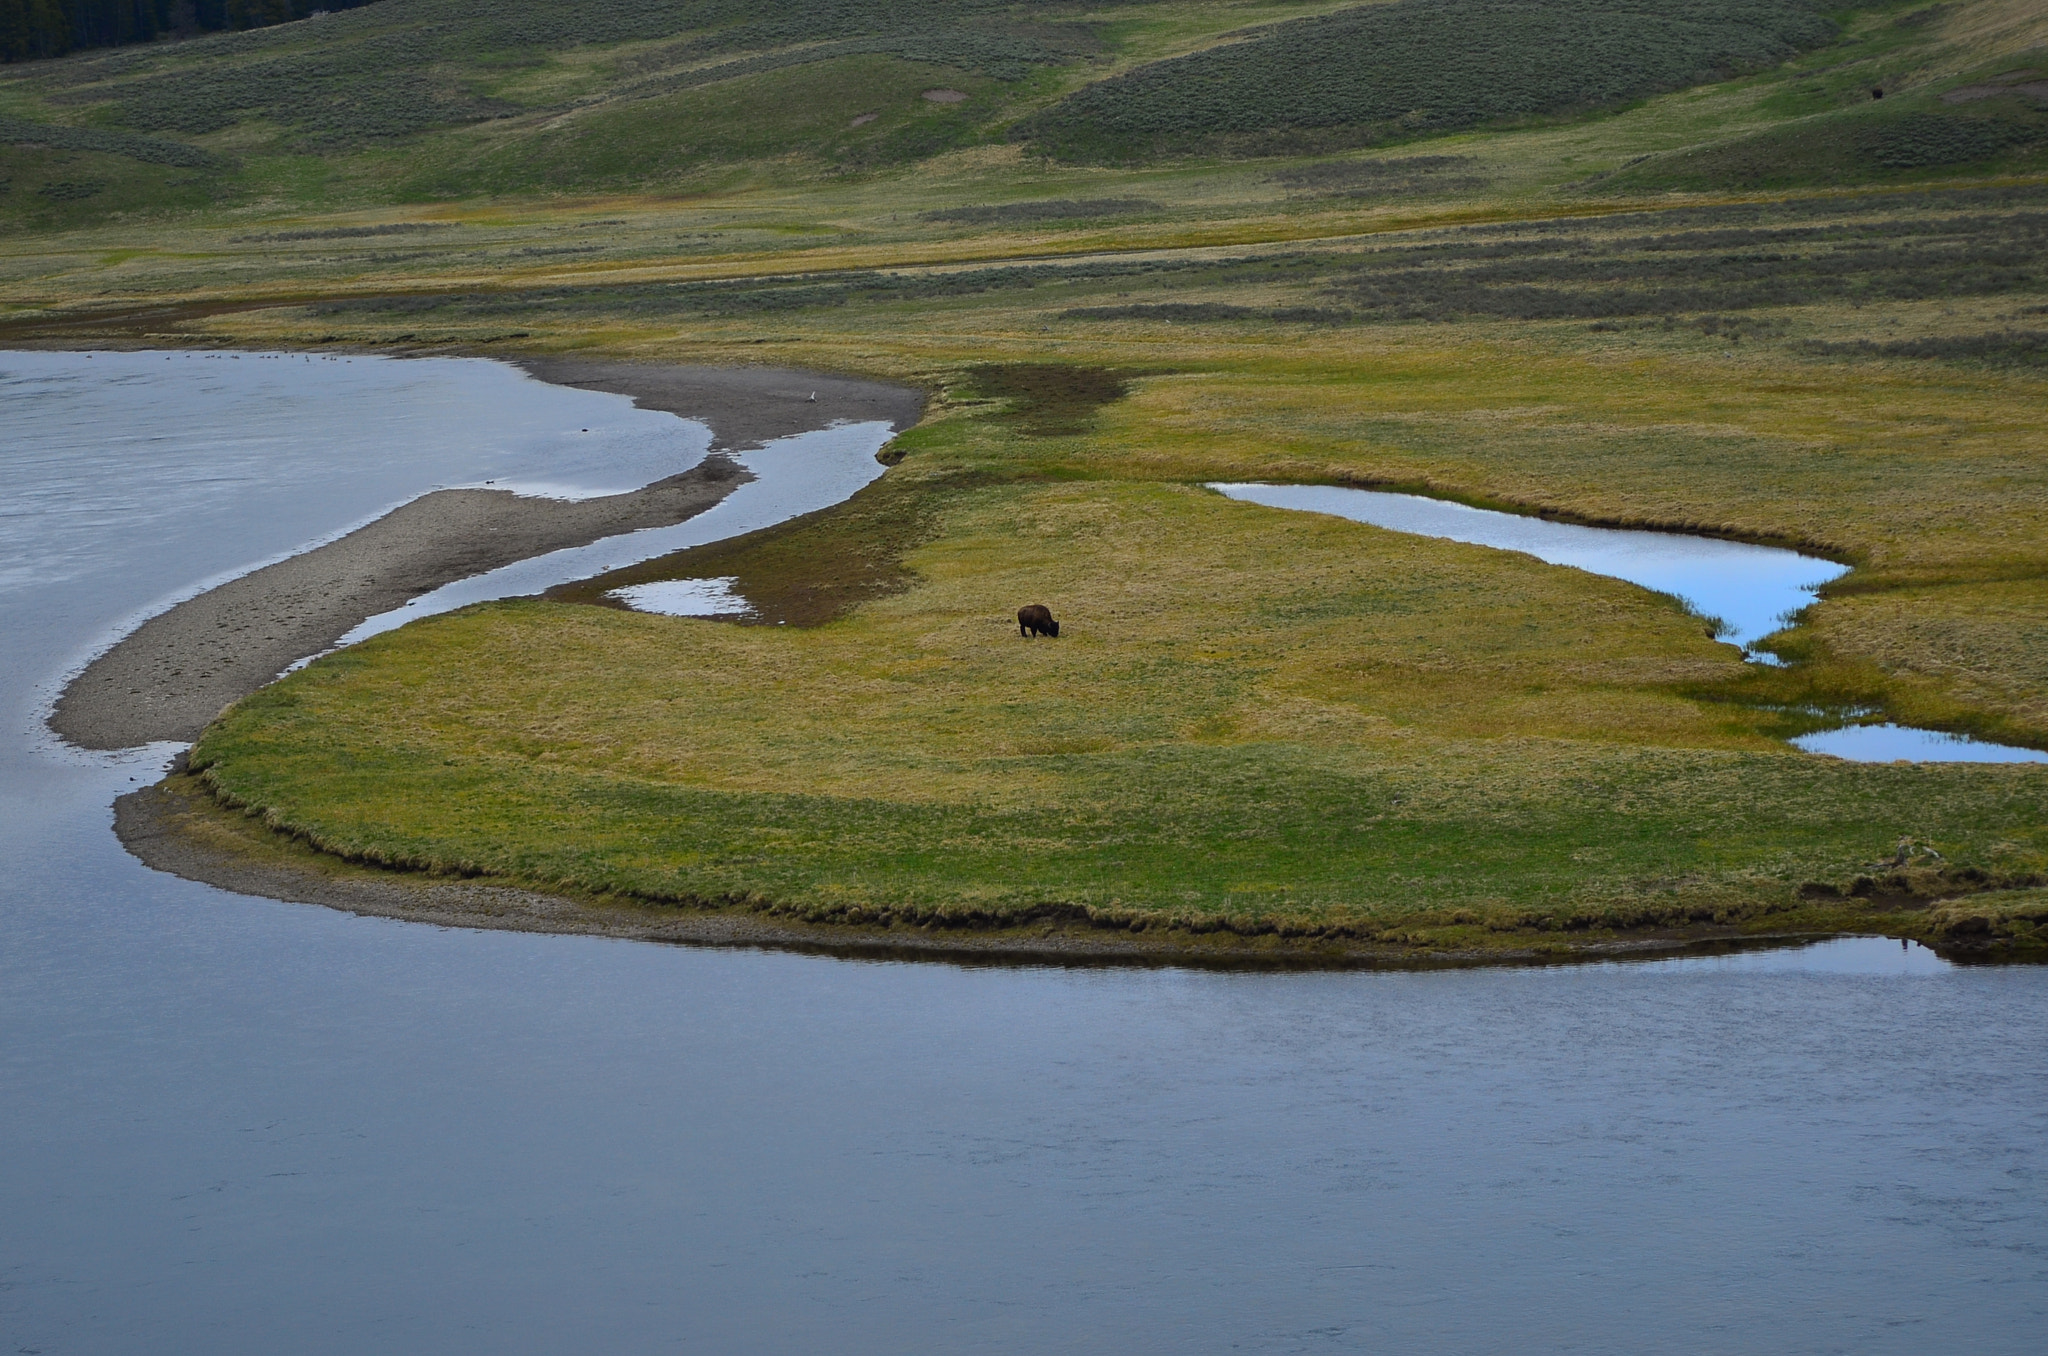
[{"xmin": 9, "ymin": 0, "xmax": 2046, "ymax": 960}]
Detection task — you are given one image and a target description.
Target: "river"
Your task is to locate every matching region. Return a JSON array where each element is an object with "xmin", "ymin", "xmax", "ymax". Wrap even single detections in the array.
[{"xmin": 2, "ymin": 351, "xmax": 2043, "ymax": 1353}]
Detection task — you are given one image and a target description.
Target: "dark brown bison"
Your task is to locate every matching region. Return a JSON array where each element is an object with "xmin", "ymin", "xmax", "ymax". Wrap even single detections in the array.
[{"xmin": 1017, "ymin": 604, "xmax": 1059, "ymax": 638}]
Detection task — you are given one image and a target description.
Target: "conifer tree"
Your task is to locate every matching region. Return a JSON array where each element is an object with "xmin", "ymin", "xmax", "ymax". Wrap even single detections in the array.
[{"xmin": 1, "ymin": 0, "xmax": 378, "ymax": 61}]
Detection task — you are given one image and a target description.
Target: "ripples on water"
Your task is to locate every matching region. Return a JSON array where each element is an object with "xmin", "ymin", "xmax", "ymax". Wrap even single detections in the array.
[{"xmin": 2, "ymin": 354, "xmax": 2043, "ymax": 1354}]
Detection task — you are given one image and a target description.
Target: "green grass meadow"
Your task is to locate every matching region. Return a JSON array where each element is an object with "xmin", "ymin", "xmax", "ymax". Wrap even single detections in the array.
[{"xmin": 7, "ymin": 0, "xmax": 2046, "ymax": 954}]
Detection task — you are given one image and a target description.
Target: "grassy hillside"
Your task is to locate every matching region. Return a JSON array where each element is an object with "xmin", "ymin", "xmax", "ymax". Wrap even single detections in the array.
[
  {"xmin": 0, "ymin": 0, "xmax": 1346, "ymax": 219},
  {"xmin": 1018, "ymin": 0, "xmax": 1838, "ymax": 161},
  {"xmin": 40, "ymin": 0, "xmax": 1104, "ymax": 146},
  {"xmin": 8, "ymin": 0, "xmax": 2039, "ymax": 225},
  {"xmin": 1605, "ymin": 0, "xmax": 2048, "ymax": 187},
  {"xmin": 5, "ymin": 0, "xmax": 2046, "ymax": 956}
]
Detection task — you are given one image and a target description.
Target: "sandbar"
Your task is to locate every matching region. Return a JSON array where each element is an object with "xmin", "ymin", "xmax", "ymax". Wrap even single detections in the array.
[
  {"xmin": 54, "ymin": 357, "xmax": 925, "ymax": 749},
  {"xmin": 514, "ymin": 358, "xmax": 926, "ymax": 452},
  {"xmin": 56, "ymin": 459, "xmax": 749, "ymax": 748}
]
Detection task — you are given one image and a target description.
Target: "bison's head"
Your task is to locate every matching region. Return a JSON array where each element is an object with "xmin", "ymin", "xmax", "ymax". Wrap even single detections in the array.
[{"xmin": 1045, "ymin": 619, "xmax": 1059, "ymax": 637}]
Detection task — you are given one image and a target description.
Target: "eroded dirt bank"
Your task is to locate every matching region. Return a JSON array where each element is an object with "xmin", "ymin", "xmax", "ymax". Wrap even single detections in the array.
[{"xmin": 117, "ymin": 768, "xmax": 1987, "ymax": 971}]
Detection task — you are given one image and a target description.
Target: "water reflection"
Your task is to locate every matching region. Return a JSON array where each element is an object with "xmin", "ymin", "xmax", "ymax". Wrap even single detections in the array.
[
  {"xmin": 1792, "ymin": 722, "xmax": 2048, "ymax": 764},
  {"xmin": 2, "ymin": 354, "xmax": 2042, "ymax": 1354},
  {"xmin": 1627, "ymin": 935, "xmax": 1950, "ymax": 975},
  {"xmin": 1212, "ymin": 482, "xmax": 2048, "ymax": 765},
  {"xmin": 1210, "ymin": 481, "xmax": 1847, "ymax": 653},
  {"xmin": 608, "ymin": 576, "xmax": 751, "ymax": 616}
]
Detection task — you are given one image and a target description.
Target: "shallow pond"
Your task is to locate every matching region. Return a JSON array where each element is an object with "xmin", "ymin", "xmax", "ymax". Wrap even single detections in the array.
[
  {"xmin": 1792, "ymin": 722, "xmax": 2048, "ymax": 763},
  {"xmin": 1212, "ymin": 482, "xmax": 2045, "ymax": 764},
  {"xmin": 1211, "ymin": 481, "xmax": 1849, "ymax": 653},
  {"xmin": 3, "ymin": 353, "xmax": 2044, "ymax": 1354},
  {"xmin": 608, "ymin": 574, "xmax": 752, "ymax": 616}
]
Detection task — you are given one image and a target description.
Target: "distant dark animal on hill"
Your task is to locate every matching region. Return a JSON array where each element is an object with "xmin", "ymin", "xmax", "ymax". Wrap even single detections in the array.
[{"xmin": 1017, "ymin": 604, "xmax": 1059, "ymax": 638}]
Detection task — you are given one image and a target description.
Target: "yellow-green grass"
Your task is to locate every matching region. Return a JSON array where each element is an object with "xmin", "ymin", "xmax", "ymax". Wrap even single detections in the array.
[
  {"xmin": 7, "ymin": 3, "xmax": 2045, "ymax": 953},
  {"xmin": 1922, "ymin": 886, "xmax": 2048, "ymax": 950},
  {"xmin": 6, "ymin": 1, "xmax": 2036, "ymax": 289},
  {"xmin": 33, "ymin": 207, "xmax": 2041, "ymax": 748},
  {"xmin": 1801, "ymin": 580, "xmax": 2048, "ymax": 733},
  {"xmin": 188, "ymin": 449, "xmax": 2048, "ymax": 949},
  {"xmin": 738, "ymin": 310, "xmax": 2046, "ymax": 744}
]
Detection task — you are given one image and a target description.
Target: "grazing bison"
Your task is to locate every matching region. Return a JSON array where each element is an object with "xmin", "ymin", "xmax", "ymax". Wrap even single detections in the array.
[{"xmin": 1017, "ymin": 604, "xmax": 1059, "ymax": 638}]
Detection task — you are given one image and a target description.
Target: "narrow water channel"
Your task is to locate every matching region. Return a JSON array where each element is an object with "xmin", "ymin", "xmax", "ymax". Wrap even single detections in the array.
[
  {"xmin": 336, "ymin": 419, "xmax": 894, "ymax": 645},
  {"xmin": 1212, "ymin": 482, "xmax": 2046, "ymax": 764},
  {"xmin": 3, "ymin": 353, "xmax": 2043, "ymax": 1354}
]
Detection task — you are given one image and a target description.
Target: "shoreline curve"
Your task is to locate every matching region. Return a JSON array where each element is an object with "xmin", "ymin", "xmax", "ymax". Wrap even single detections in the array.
[
  {"xmin": 52, "ymin": 355, "xmax": 927, "ymax": 750},
  {"xmin": 55, "ymin": 457, "xmax": 751, "ymax": 749},
  {"xmin": 512, "ymin": 358, "xmax": 927, "ymax": 452},
  {"xmin": 116, "ymin": 765, "xmax": 1977, "ymax": 973}
]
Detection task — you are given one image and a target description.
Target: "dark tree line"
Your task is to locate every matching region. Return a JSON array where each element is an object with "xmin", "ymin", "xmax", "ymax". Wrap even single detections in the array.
[{"xmin": 2, "ymin": 0, "xmax": 381, "ymax": 63}]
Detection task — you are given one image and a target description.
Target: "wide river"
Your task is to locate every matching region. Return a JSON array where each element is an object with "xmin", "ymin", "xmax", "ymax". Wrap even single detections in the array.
[{"xmin": 3, "ymin": 353, "xmax": 2043, "ymax": 1353}]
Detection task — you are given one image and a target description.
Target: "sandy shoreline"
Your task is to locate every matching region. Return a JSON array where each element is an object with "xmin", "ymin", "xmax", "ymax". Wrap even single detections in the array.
[
  {"xmin": 52, "ymin": 357, "xmax": 925, "ymax": 750},
  {"xmin": 54, "ymin": 458, "xmax": 750, "ymax": 748},
  {"xmin": 514, "ymin": 358, "xmax": 927, "ymax": 452}
]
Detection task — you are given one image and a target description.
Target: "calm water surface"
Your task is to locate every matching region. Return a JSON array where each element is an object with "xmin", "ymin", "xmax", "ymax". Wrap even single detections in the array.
[
  {"xmin": 1793, "ymin": 722, "xmax": 2048, "ymax": 764},
  {"xmin": 1212, "ymin": 482, "xmax": 2046, "ymax": 763},
  {"xmin": 340, "ymin": 418, "xmax": 893, "ymax": 645},
  {"xmin": 3, "ymin": 353, "xmax": 2044, "ymax": 1354},
  {"xmin": 609, "ymin": 574, "xmax": 753, "ymax": 615},
  {"xmin": 1209, "ymin": 482, "xmax": 1849, "ymax": 653}
]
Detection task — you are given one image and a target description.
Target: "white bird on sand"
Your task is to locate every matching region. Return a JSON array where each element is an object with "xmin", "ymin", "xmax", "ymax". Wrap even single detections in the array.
[{"xmin": 808, "ymin": 391, "xmax": 817, "ymax": 401}]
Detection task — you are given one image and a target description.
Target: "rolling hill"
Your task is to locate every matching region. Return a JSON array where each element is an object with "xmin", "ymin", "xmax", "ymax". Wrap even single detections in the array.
[{"xmin": 2, "ymin": 0, "xmax": 2040, "ymax": 225}]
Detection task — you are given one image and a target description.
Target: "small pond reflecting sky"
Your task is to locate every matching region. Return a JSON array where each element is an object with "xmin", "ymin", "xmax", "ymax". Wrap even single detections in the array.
[
  {"xmin": 1210, "ymin": 482, "xmax": 1848, "ymax": 652},
  {"xmin": 1213, "ymin": 481, "xmax": 2046, "ymax": 764}
]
